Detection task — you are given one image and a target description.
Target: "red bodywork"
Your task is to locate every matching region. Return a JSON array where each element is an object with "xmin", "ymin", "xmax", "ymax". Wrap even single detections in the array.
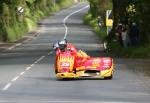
[{"xmin": 54, "ymin": 45, "xmax": 113, "ymax": 79}]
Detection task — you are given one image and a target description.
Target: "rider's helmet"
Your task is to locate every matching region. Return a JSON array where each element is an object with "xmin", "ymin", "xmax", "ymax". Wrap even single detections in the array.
[{"xmin": 58, "ymin": 39, "xmax": 67, "ymax": 51}]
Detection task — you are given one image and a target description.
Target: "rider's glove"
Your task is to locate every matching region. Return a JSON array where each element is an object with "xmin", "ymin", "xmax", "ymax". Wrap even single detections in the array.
[{"xmin": 53, "ymin": 42, "xmax": 59, "ymax": 50}]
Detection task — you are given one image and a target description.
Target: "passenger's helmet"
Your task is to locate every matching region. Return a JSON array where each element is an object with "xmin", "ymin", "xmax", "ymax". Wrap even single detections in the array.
[{"xmin": 58, "ymin": 39, "xmax": 67, "ymax": 51}]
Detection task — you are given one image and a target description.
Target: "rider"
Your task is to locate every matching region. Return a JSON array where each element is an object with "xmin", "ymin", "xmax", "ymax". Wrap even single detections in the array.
[{"xmin": 54, "ymin": 39, "xmax": 90, "ymax": 61}]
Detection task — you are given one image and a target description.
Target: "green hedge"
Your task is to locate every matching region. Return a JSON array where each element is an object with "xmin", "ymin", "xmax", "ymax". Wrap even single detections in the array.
[
  {"xmin": 0, "ymin": 0, "xmax": 75, "ymax": 42},
  {"xmin": 84, "ymin": 13, "xmax": 107, "ymax": 41}
]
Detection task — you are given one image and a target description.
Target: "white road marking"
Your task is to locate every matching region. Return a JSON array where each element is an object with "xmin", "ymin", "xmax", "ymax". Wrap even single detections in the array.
[
  {"xmin": 23, "ymin": 39, "xmax": 30, "ymax": 43},
  {"xmin": 2, "ymin": 83, "xmax": 12, "ymax": 91},
  {"xmin": 8, "ymin": 43, "xmax": 22, "ymax": 50},
  {"xmin": 2, "ymin": 55, "xmax": 46, "ymax": 90},
  {"xmin": 15, "ymin": 43, "xmax": 22, "ymax": 46},
  {"xmin": 30, "ymin": 64, "xmax": 35, "ymax": 67},
  {"xmin": 25, "ymin": 67, "xmax": 31, "ymax": 71},
  {"xmin": 8, "ymin": 46, "xmax": 16, "ymax": 50},
  {"xmin": 20, "ymin": 71, "xmax": 25, "ymax": 75},
  {"xmin": 63, "ymin": 5, "xmax": 89, "ymax": 39},
  {"xmin": 36, "ymin": 55, "xmax": 45, "ymax": 62},
  {"xmin": 33, "ymin": 56, "xmax": 45, "ymax": 65},
  {"xmin": 12, "ymin": 76, "xmax": 20, "ymax": 82}
]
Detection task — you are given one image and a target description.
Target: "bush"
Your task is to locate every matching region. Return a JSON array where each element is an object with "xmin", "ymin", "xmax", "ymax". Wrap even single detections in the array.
[
  {"xmin": 0, "ymin": 0, "xmax": 75, "ymax": 42},
  {"xmin": 108, "ymin": 41, "xmax": 150, "ymax": 58},
  {"xmin": 84, "ymin": 13, "xmax": 107, "ymax": 41}
]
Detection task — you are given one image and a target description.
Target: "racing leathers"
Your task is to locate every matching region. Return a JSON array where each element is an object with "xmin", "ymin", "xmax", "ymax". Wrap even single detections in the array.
[
  {"xmin": 55, "ymin": 43, "xmax": 90, "ymax": 64},
  {"xmin": 64, "ymin": 43, "xmax": 89, "ymax": 58}
]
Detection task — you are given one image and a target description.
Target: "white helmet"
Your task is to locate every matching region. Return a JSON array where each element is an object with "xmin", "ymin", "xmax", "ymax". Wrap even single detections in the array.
[{"xmin": 58, "ymin": 39, "xmax": 67, "ymax": 51}]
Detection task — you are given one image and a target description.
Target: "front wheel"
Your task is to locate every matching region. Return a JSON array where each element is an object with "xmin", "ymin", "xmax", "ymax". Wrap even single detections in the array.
[
  {"xmin": 73, "ymin": 68, "xmax": 76, "ymax": 74},
  {"xmin": 104, "ymin": 74, "xmax": 113, "ymax": 80},
  {"xmin": 55, "ymin": 69, "xmax": 58, "ymax": 74}
]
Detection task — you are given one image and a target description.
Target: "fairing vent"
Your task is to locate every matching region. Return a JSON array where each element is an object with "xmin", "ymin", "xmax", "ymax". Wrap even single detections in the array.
[{"xmin": 84, "ymin": 70, "xmax": 100, "ymax": 74}]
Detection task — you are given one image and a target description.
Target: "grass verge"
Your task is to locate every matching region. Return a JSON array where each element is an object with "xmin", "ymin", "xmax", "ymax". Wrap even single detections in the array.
[{"xmin": 84, "ymin": 13, "xmax": 107, "ymax": 41}]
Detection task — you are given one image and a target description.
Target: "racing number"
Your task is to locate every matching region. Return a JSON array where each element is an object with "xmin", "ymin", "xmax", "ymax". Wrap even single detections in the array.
[{"xmin": 60, "ymin": 62, "xmax": 70, "ymax": 67}]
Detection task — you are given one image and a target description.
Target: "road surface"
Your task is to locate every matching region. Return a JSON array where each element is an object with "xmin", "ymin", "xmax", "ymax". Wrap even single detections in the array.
[{"xmin": 0, "ymin": 3, "xmax": 150, "ymax": 103}]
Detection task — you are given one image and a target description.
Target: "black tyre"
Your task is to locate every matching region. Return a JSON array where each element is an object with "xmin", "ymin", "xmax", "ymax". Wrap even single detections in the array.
[
  {"xmin": 104, "ymin": 74, "xmax": 113, "ymax": 80},
  {"xmin": 55, "ymin": 69, "xmax": 58, "ymax": 74},
  {"xmin": 73, "ymin": 68, "xmax": 76, "ymax": 74}
]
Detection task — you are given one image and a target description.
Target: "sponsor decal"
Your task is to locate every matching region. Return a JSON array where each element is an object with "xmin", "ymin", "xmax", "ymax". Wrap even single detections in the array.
[
  {"xmin": 86, "ymin": 66, "xmax": 97, "ymax": 69},
  {"xmin": 92, "ymin": 61, "xmax": 100, "ymax": 67}
]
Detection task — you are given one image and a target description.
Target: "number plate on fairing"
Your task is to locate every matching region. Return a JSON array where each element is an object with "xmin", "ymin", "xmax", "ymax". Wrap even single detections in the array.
[{"xmin": 60, "ymin": 62, "xmax": 70, "ymax": 67}]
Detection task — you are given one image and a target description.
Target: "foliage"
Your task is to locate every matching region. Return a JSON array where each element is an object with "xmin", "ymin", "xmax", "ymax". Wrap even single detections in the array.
[
  {"xmin": 108, "ymin": 41, "xmax": 150, "ymax": 58},
  {"xmin": 111, "ymin": 0, "xmax": 150, "ymax": 44},
  {"xmin": 87, "ymin": 0, "xmax": 150, "ymax": 58},
  {"xmin": 84, "ymin": 13, "xmax": 107, "ymax": 41},
  {"xmin": 110, "ymin": 0, "xmax": 150, "ymax": 58},
  {"xmin": 88, "ymin": 0, "xmax": 112, "ymax": 23},
  {"xmin": 88, "ymin": 0, "xmax": 150, "ymax": 44},
  {"xmin": 0, "ymin": 0, "xmax": 75, "ymax": 42},
  {"xmin": 86, "ymin": 0, "xmax": 112, "ymax": 40}
]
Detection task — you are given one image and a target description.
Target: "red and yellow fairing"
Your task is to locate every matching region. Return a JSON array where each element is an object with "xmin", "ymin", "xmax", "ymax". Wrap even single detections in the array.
[
  {"xmin": 57, "ymin": 56, "xmax": 74, "ymax": 72},
  {"xmin": 76, "ymin": 57, "xmax": 113, "ymax": 78},
  {"xmin": 55, "ymin": 51, "xmax": 78, "ymax": 78},
  {"xmin": 54, "ymin": 44, "xmax": 113, "ymax": 79}
]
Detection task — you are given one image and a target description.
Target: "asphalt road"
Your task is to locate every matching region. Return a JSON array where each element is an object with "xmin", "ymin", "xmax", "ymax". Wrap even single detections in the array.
[{"xmin": 0, "ymin": 3, "xmax": 150, "ymax": 103}]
